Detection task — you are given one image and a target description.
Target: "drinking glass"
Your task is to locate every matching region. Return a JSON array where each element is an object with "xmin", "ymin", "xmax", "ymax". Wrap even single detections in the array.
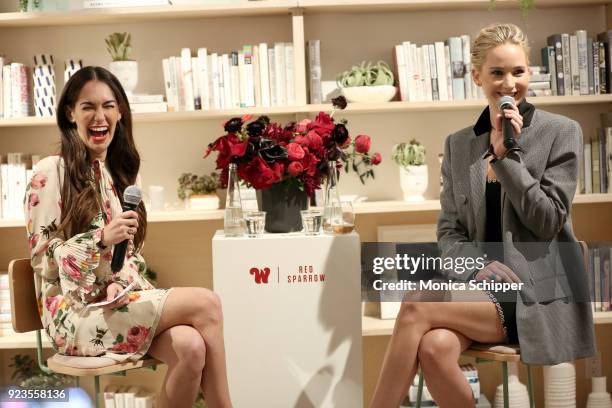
[
  {"xmin": 301, "ymin": 208, "xmax": 323, "ymax": 235},
  {"xmin": 244, "ymin": 211, "xmax": 266, "ymax": 238},
  {"xmin": 331, "ymin": 200, "xmax": 355, "ymax": 234}
]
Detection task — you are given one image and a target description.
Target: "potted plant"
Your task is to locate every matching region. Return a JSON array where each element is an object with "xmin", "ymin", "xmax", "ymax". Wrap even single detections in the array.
[
  {"xmin": 178, "ymin": 172, "xmax": 220, "ymax": 210},
  {"xmin": 489, "ymin": 0, "xmax": 535, "ymax": 16},
  {"xmin": 105, "ymin": 32, "xmax": 138, "ymax": 94},
  {"xmin": 205, "ymin": 96, "xmax": 382, "ymax": 233},
  {"xmin": 336, "ymin": 61, "xmax": 396, "ymax": 103},
  {"xmin": 392, "ymin": 139, "xmax": 428, "ymax": 202}
]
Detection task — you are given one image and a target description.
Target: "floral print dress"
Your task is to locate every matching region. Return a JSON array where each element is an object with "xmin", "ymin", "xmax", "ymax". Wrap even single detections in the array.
[{"xmin": 25, "ymin": 155, "xmax": 171, "ymax": 362}]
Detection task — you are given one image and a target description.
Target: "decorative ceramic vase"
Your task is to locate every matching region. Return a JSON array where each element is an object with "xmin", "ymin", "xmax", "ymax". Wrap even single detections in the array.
[
  {"xmin": 544, "ymin": 362, "xmax": 576, "ymax": 408},
  {"xmin": 493, "ymin": 362, "xmax": 530, "ymax": 408},
  {"xmin": 188, "ymin": 194, "xmax": 219, "ymax": 210},
  {"xmin": 340, "ymin": 85, "xmax": 397, "ymax": 103},
  {"xmin": 586, "ymin": 377, "xmax": 612, "ymax": 408},
  {"xmin": 108, "ymin": 60, "xmax": 138, "ymax": 95},
  {"xmin": 257, "ymin": 181, "xmax": 308, "ymax": 233},
  {"xmin": 399, "ymin": 165, "xmax": 428, "ymax": 201}
]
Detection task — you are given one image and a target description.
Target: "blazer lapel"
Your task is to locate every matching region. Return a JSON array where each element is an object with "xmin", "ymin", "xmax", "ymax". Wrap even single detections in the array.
[{"xmin": 469, "ymin": 132, "xmax": 489, "ymax": 241}]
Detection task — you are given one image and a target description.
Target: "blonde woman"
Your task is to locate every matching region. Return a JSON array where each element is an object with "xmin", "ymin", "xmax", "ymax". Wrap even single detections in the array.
[{"xmin": 370, "ymin": 24, "xmax": 595, "ymax": 408}]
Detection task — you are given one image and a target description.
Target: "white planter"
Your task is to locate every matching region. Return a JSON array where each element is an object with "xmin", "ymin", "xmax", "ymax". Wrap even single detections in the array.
[
  {"xmin": 341, "ymin": 85, "xmax": 397, "ymax": 103},
  {"xmin": 586, "ymin": 377, "xmax": 612, "ymax": 408},
  {"xmin": 108, "ymin": 60, "xmax": 138, "ymax": 95},
  {"xmin": 188, "ymin": 194, "xmax": 220, "ymax": 210},
  {"xmin": 399, "ymin": 165, "xmax": 428, "ymax": 202}
]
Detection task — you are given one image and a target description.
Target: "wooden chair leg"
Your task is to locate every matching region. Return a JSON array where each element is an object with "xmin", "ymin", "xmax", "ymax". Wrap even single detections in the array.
[
  {"xmin": 416, "ymin": 371, "xmax": 424, "ymax": 408},
  {"xmin": 502, "ymin": 361, "xmax": 509, "ymax": 408},
  {"xmin": 95, "ymin": 375, "xmax": 101, "ymax": 408},
  {"xmin": 527, "ymin": 364, "xmax": 535, "ymax": 408}
]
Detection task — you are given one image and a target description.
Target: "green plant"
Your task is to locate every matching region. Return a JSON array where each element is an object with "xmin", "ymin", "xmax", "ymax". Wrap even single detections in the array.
[
  {"xmin": 489, "ymin": 0, "xmax": 535, "ymax": 15},
  {"xmin": 392, "ymin": 140, "xmax": 426, "ymax": 167},
  {"xmin": 177, "ymin": 172, "xmax": 220, "ymax": 199},
  {"xmin": 10, "ymin": 354, "xmax": 72, "ymax": 388},
  {"xmin": 105, "ymin": 32, "xmax": 133, "ymax": 61},
  {"xmin": 19, "ymin": 0, "xmax": 40, "ymax": 11},
  {"xmin": 336, "ymin": 61, "xmax": 394, "ymax": 87}
]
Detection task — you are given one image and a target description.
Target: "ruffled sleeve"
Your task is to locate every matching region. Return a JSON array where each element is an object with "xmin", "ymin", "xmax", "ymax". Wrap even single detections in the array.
[{"xmin": 25, "ymin": 157, "xmax": 107, "ymax": 309}]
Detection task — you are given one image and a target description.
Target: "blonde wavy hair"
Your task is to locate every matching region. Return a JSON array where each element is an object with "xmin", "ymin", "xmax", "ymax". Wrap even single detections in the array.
[{"xmin": 471, "ymin": 23, "xmax": 530, "ymax": 72}]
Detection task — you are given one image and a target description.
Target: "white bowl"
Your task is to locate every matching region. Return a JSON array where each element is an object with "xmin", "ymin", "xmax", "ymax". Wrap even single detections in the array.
[{"xmin": 340, "ymin": 85, "xmax": 397, "ymax": 103}]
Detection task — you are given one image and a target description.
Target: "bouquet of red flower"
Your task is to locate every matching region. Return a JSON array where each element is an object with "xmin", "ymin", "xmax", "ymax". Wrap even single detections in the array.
[{"xmin": 204, "ymin": 96, "xmax": 381, "ymax": 196}]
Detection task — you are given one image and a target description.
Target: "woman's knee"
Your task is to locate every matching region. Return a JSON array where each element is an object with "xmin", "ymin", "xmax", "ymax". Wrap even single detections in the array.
[
  {"xmin": 172, "ymin": 327, "xmax": 207, "ymax": 372},
  {"xmin": 397, "ymin": 301, "xmax": 428, "ymax": 328},
  {"xmin": 417, "ymin": 330, "xmax": 458, "ymax": 368},
  {"xmin": 191, "ymin": 288, "xmax": 223, "ymax": 329}
]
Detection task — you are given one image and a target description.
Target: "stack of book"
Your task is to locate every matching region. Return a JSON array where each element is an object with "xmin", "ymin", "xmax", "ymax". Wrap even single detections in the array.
[
  {"xmin": 127, "ymin": 94, "xmax": 167, "ymax": 113},
  {"xmin": 587, "ymin": 243, "xmax": 612, "ymax": 312},
  {"xmin": 0, "ymin": 273, "xmax": 13, "ymax": 337},
  {"xmin": 0, "ymin": 153, "xmax": 39, "ymax": 221},
  {"xmin": 542, "ymin": 29, "xmax": 611, "ymax": 96},
  {"xmin": 528, "ymin": 66, "xmax": 552, "ymax": 97},
  {"xmin": 579, "ymin": 112, "xmax": 612, "ymax": 194},
  {"xmin": 404, "ymin": 364, "xmax": 481, "ymax": 406},
  {"xmin": 104, "ymin": 385, "xmax": 155, "ymax": 408},
  {"xmin": 162, "ymin": 43, "xmax": 295, "ymax": 112},
  {"xmin": 392, "ymin": 35, "xmax": 483, "ymax": 103},
  {"xmin": 0, "ymin": 56, "xmax": 32, "ymax": 119}
]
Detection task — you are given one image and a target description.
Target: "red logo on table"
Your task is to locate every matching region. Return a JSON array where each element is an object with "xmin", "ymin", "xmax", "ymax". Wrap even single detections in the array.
[{"xmin": 250, "ymin": 267, "xmax": 271, "ymax": 284}]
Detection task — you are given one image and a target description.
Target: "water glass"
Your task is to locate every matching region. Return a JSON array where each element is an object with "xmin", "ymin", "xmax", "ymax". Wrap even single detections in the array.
[
  {"xmin": 331, "ymin": 200, "xmax": 355, "ymax": 234},
  {"xmin": 301, "ymin": 209, "xmax": 323, "ymax": 235},
  {"xmin": 244, "ymin": 211, "xmax": 266, "ymax": 238}
]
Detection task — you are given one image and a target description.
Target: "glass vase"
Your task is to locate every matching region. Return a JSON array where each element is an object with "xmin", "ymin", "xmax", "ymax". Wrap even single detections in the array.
[{"xmin": 224, "ymin": 163, "xmax": 245, "ymax": 237}]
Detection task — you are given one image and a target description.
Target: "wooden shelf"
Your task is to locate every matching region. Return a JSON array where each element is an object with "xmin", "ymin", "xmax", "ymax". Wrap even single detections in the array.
[
  {"xmin": 2, "ymin": 95, "xmax": 611, "ymax": 129},
  {"xmin": 363, "ymin": 311, "xmax": 612, "ymax": 337},
  {"xmin": 0, "ymin": 332, "xmax": 51, "ymax": 349},
  {"xmin": 298, "ymin": 0, "xmax": 611, "ymax": 13},
  {"xmin": 2, "ymin": 195, "xmax": 610, "ymax": 229},
  {"xmin": 0, "ymin": 1, "xmax": 297, "ymax": 28}
]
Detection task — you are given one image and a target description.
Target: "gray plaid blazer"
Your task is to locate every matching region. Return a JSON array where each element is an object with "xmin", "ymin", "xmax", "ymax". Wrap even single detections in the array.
[{"xmin": 437, "ymin": 104, "xmax": 596, "ymax": 365}]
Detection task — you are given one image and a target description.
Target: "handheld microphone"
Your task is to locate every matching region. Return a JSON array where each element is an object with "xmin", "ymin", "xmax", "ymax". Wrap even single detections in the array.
[
  {"xmin": 498, "ymin": 96, "xmax": 517, "ymax": 149},
  {"xmin": 111, "ymin": 185, "xmax": 142, "ymax": 273}
]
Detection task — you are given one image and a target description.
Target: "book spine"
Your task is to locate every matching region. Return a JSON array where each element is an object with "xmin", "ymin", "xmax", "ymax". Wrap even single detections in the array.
[
  {"xmin": 597, "ymin": 31, "xmax": 612, "ymax": 94},
  {"xmin": 412, "ymin": 44, "xmax": 423, "ymax": 101},
  {"xmin": 461, "ymin": 35, "xmax": 473, "ymax": 99},
  {"xmin": 569, "ymin": 34, "xmax": 581, "ymax": 96},
  {"xmin": 448, "ymin": 36, "xmax": 465, "ymax": 101},
  {"xmin": 547, "ymin": 35, "xmax": 565, "ymax": 96},
  {"xmin": 594, "ymin": 41, "xmax": 601, "ymax": 95},
  {"xmin": 592, "ymin": 132, "xmax": 601, "ymax": 194},
  {"xmin": 428, "ymin": 44, "xmax": 439, "ymax": 101},
  {"xmin": 599, "ymin": 42, "xmax": 608, "ymax": 94},
  {"xmin": 393, "ymin": 45, "xmax": 408, "ymax": 101},
  {"xmin": 584, "ymin": 135, "xmax": 592, "ymax": 194},
  {"xmin": 221, "ymin": 54, "xmax": 232, "ymax": 109},
  {"xmin": 191, "ymin": 57, "xmax": 201, "ymax": 110},
  {"xmin": 587, "ymin": 37, "xmax": 595, "ymax": 95},
  {"xmin": 274, "ymin": 43, "xmax": 286, "ymax": 106},
  {"xmin": 180, "ymin": 48, "xmax": 195, "ymax": 111},
  {"xmin": 0, "ymin": 57, "xmax": 4, "ymax": 119},
  {"xmin": 434, "ymin": 42, "xmax": 448, "ymax": 101},
  {"xmin": 210, "ymin": 53, "xmax": 220, "ymax": 110},
  {"xmin": 444, "ymin": 45, "xmax": 452, "ymax": 101},
  {"xmin": 268, "ymin": 48, "xmax": 277, "ymax": 107},
  {"xmin": 421, "ymin": 45, "xmax": 432, "ymax": 101},
  {"xmin": 230, "ymin": 52, "xmax": 240, "ymax": 109},
  {"xmin": 284, "ymin": 43, "xmax": 295, "ymax": 106},
  {"xmin": 252, "ymin": 45, "xmax": 262, "ymax": 107},
  {"xmin": 217, "ymin": 53, "xmax": 226, "ymax": 109},
  {"xmin": 402, "ymin": 41, "xmax": 415, "ymax": 102},
  {"xmin": 606, "ymin": 127, "xmax": 612, "ymax": 190},
  {"xmin": 308, "ymin": 40, "xmax": 322, "ymax": 104},
  {"xmin": 2, "ymin": 65, "xmax": 11, "ymax": 118},
  {"xmin": 161, "ymin": 59, "xmax": 174, "ymax": 112},
  {"xmin": 259, "ymin": 43, "xmax": 271, "ymax": 107},
  {"xmin": 561, "ymin": 34, "xmax": 572, "ymax": 96},
  {"xmin": 172, "ymin": 57, "xmax": 184, "ymax": 111},
  {"xmin": 196, "ymin": 48, "xmax": 210, "ymax": 110},
  {"xmin": 599, "ymin": 128, "xmax": 608, "ymax": 193}
]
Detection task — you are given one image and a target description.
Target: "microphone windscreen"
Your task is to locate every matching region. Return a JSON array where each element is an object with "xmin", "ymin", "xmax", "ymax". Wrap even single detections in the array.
[
  {"xmin": 498, "ymin": 95, "xmax": 515, "ymax": 110},
  {"xmin": 123, "ymin": 185, "xmax": 142, "ymax": 206}
]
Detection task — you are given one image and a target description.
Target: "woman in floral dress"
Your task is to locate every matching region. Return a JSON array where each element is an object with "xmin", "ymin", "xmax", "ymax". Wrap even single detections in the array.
[{"xmin": 25, "ymin": 66, "xmax": 232, "ymax": 407}]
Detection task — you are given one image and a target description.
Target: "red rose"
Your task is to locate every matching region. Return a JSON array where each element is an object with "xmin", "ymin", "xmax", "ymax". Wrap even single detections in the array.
[
  {"xmin": 30, "ymin": 173, "xmax": 47, "ymax": 189},
  {"xmin": 310, "ymin": 112, "xmax": 335, "ymax": 137},
  {"xmin": 301, "ymin": 153, "xmax": 320, "ymax": 177},
  {"xmin": 288, "ymin": 161, "xmax": 304, "ymax": 176},
  {"xmin": 355, "ymin": 135, "xmax": 372, "ymax": 154},
  {"xmin": 238, "ymin": 157, "xmax": 279, "ymax": 189},
  {"xmin": 127, "ymin": 325, "xmax": 150, "ymax": 347},
  {"xmin": 293, "ymin": 135, "xmax": 309, "ymax": 147},
  {"xmin": 287, "ymin": 143, "xmax": 305, "ymax": 161},
  {"xmin": 306, "ymin": 131, "xmax": 323, "ymax": 151},
  {"xmin": 296, "ymin": 119, "xmax": 311, "ymax": 133},
  {"xmin": 371, "ymin": 152, "xmax": 382, "ymax": 165}
]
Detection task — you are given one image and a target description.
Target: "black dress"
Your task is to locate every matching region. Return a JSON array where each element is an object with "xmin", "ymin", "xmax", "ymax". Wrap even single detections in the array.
[{"xmin": 485, "ymin": 180, "xmax": 519, "ymax": 344}]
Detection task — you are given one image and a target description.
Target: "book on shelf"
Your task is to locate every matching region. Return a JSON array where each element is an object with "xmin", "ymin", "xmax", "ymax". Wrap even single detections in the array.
[
  {"xmin": 0, "ymin": 153, "xmax": 38, "ymax": 221},
  {"xmin": 307, "ymin": 40, "xmax": 322, "ymax": 104},
  {"xmin": 447, "ymin": 36, "xmax": 465, "ymax": 101},
  {"xmin": 597, "ymin": 30, "xmax": 612, "ymax": 93},
  {"xmin": 587, "ymin": 244, "xmax": 612, "ymax": 312},
  {"xmin": 130, "ymin": 102, "xmax": 168, "ymax": 113}
]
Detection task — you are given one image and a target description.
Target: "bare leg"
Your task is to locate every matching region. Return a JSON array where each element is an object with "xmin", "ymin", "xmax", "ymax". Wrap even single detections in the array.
[
  {"xmin": 147, "ymin": 325, "xmax": 206, "ymax": 408},
  {"xmin": 155, "ymin": 287, "xmax": 232, "ymax": 408},
  {"xmin": 369, "ymin": 296, "xmax": 505, "ymax": 408},
  {"xmin": 418, "ymin": 329, "xmax": 474, "ymax": 408}
]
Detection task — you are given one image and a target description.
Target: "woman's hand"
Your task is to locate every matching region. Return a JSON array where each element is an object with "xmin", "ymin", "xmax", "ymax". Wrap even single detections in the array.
[
  {"xmin": 102, "ymin": 210, "xmax": 138, "ymax": 246},
  {"xmin": 490, "ymin": 104, "xmax": 524, "ymax": 158},
  {"xmin": 474, "ymin": 261, "xmax": 522, "ymax": 284},
  {"xmin": 102, "ymin": 282, "xmax": 130, "ymax": 309}
]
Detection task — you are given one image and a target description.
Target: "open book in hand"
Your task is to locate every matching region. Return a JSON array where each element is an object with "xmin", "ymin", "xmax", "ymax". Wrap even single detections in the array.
[{"xmin": 86, "ymin": 281, "xmax": 137, "ymax": 309}]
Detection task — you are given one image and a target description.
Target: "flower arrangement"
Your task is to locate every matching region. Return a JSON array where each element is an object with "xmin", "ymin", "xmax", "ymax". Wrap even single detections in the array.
[
  {"xmin": 204, "ymin": 96, "xmax": 381, "ymax": 195},
  {"xmin": 392, "ymin": 139, "xmax": 426, "ymax": 167}
]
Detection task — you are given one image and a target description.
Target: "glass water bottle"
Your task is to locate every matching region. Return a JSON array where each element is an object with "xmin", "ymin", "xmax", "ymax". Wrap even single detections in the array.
[
  {"xmin": 323, "ymin": 161, "xmax": 342, "ymax": 234},
  {"xmin": 224, "ymin": 163, "xmax": 245, "ymax": 237}
]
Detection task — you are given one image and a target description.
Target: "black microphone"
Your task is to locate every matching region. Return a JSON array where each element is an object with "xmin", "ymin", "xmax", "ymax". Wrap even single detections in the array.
[
  {"xmin": 111, "ymin": 185, "xmax": 142, "ymax": 273},
  {"xmin": 498, "ymin": 96, "xmax": 517, "ymax": 150}
]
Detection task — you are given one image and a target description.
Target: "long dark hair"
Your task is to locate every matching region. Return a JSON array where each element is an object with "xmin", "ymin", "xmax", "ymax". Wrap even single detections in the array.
[{"xmin": 56, "ymin": 66, "xmax": 147, "ymax": 250}]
